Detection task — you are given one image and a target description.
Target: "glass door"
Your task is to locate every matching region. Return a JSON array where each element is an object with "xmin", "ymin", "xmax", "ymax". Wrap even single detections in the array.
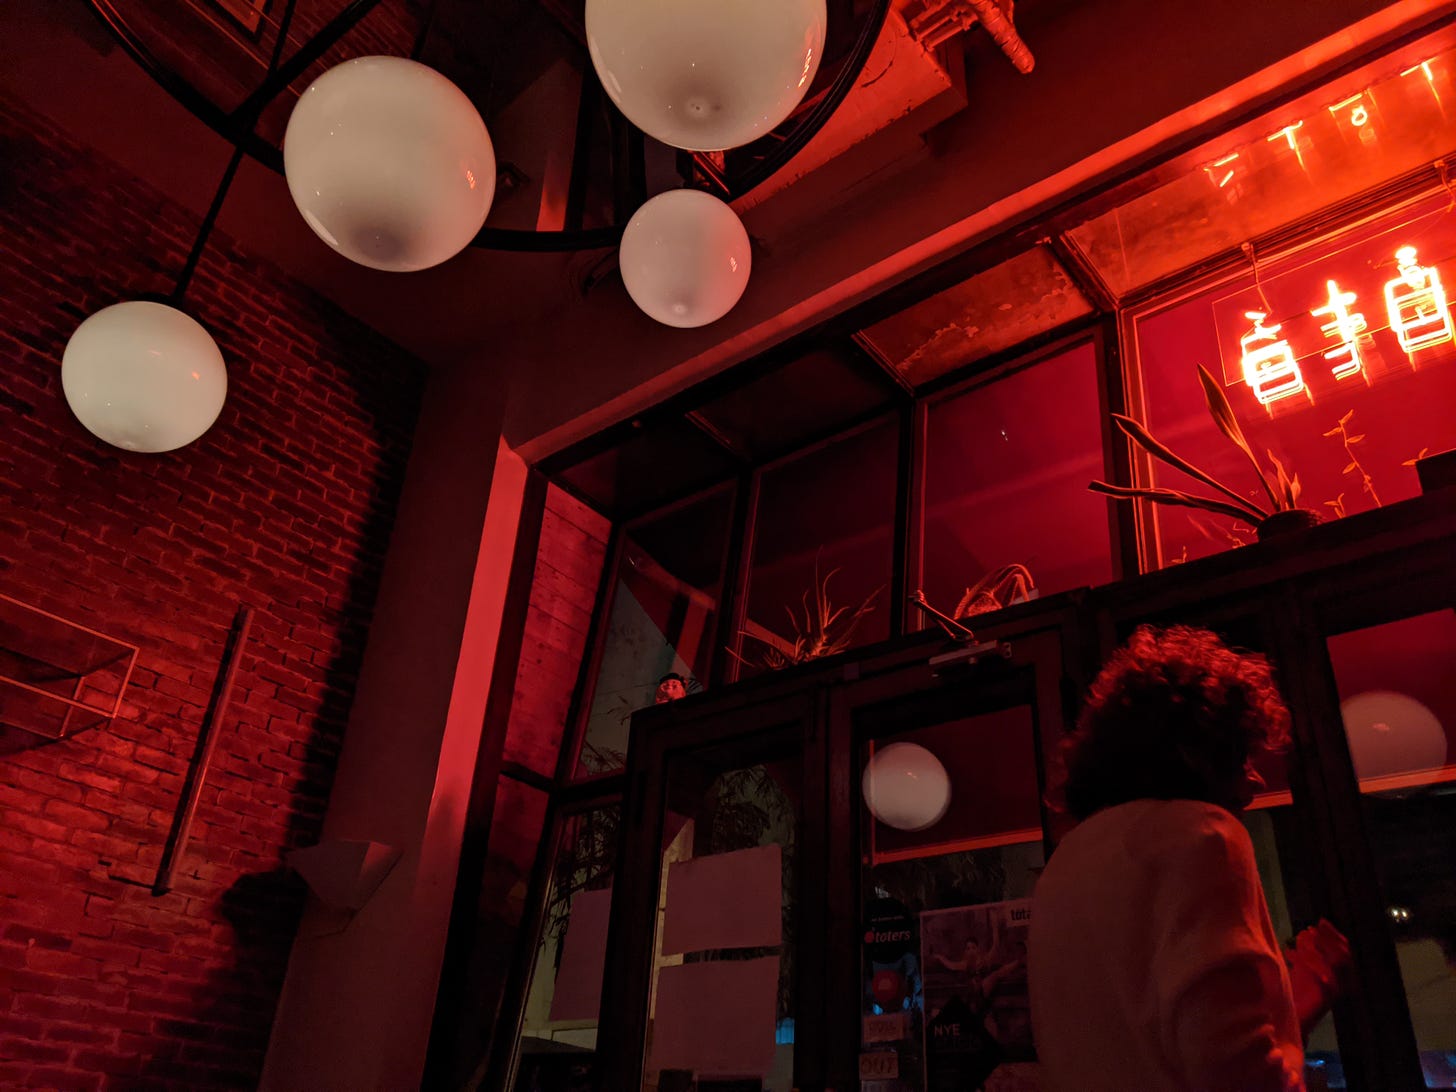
[
  {"xmin": 599, "ymin": 692, "xmax": 825, "ymax": 1092},
  {"xmin": 1297, "ymin": 541, "xmax": 1456, "ymax": 1090},
  {"xmin": 825, "ymin": 626, "xmax": 1069, "ymax": 1092}
]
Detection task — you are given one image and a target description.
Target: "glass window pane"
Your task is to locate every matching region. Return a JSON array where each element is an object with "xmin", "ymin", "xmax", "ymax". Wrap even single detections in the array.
[
  {"xmin": 1067, "ymin": 31, "xmax": 1456, "ymax": 296},
  {"xmin": 859, "ymin": 706, "xmax": 1045, "ymax": 1092},
  {"xmin": 857, "ymin": 248, "xmax": 1093, "ymax": 388},
  {"xmin": 1328, "ymin": 611, "xmax": 1456, "ymax": 1087},
  {"xmin": 921, "ymin": 342, "xmax": 1113, "ymax": 626},
  {"xmin": 578, "ymin": 487, "xmax": 735, "ymax": 776},
  {"xmin": 512, "ymin": 806, "xmax": 621, "ymax": 1091},
  {"xmin": 502, "ymin": 486, "xmax": 610, "ymax": 778},
  {"xmin": 1134, "ymin": 193, "xmax": 1456, "ymax": 570},
  {"xmin": 646, "ymin": 753, "xmax": 801, "ymax": 1091},
  {"xmin": 739, "ymin": 419, "xmax": 897, "ymax": 676}
]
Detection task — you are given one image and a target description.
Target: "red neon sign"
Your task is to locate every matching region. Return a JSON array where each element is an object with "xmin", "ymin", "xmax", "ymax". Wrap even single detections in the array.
[
  {"xmin": 1309, "ymin": 279, "xmax": 1369, "ymax": 382},
  {"xmin": 1239, "ymin": 312, "xmax": 1306, "ymax": 405},
  {"xmin": 1384, "ymin": 246, "xmax": 1454, "ymax": 354},
  {"xmin": 1223, "ymin": 236, "xmax": 1455, "ymax": 410}
]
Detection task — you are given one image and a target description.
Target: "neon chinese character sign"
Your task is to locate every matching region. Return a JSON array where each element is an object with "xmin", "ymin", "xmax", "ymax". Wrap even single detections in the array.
[
  {"xmin": 1310, "ymin": 280, "xmax": 1368, "ymax": 381},
  {"xmin": 1239, "ymin": 311, "xmax": 1305, "ymax": 405},
  {"xmin": 1384, "ymin": 246, "xmax": 1454, "ymax": 354}
]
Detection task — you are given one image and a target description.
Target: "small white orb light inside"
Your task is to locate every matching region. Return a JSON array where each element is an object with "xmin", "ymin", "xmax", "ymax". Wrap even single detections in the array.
[
  {"xmin": 619, "ymin": 189, "xmax": 751, "ymax": 328},
  {"xmin": 61, "ymin": 301, "xmax": 227, "ymax": 453},
  {"xmin": 283, "ymin": 56, "xmax": 495, "ymax": 272},
  {"xmin": 862, "ymin": 742, "xmax": 952, "ymax": 832},
  {"xmin": 1340, "ymin": 690, "xmax": 1447, "ymax": 782},
  {"xmin": 586, "ymin": 0, "xmax": 826, "ymax": 152}
]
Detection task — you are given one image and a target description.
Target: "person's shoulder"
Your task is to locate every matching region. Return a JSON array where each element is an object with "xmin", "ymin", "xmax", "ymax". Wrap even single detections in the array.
[{"xmin": 1092, "ymin": 799, "xmax": 1253, "ymax": 862}]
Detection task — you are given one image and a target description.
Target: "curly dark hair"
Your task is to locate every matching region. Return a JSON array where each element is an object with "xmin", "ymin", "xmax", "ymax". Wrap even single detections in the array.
[{"xmin": 1054, "ymin": 625, "xmax": 1292, "ymax": 819}]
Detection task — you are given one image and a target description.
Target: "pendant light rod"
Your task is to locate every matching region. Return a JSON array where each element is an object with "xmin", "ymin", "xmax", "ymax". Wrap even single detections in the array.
[{"xmin": 173, "ymin": 0, "xmax": 300, "ymax": 304}]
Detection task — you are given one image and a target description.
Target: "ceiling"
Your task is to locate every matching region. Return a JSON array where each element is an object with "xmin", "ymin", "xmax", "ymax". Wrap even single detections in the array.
[{"xmin": 5, "ymin": 0, "xmax": 1448, "ymax": 462}]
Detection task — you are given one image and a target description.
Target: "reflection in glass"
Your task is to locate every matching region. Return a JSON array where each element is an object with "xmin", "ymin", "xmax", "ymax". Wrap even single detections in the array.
[
  {"xmin": 920, "ymin": 342, "xmax": 1112, "ymax": 626},
  {"xmin": 512, "ymin": 806, "xmax": 621, "ymax": 1091},
  {"xmin": 646, "ymin": 756, "xmax": 801, "ymax": 1091},
  {"xmin": 859, "ymin": 707, "xmax": 1044, "ymax": 1092},
  {"xmin": 739, "ymin": 419, "xmax": 897, "ymax": 676},
  {"xmin": 578, "ymin": 488, "xmax": 734, "ymax": 775},
  {"xmin": 1068, "ymin": 34, "xmax": 1456, "ymax": 296},
  {"xmin": 1328, "ymin": 611, "xmax": 1456, "ymax": 1087}
]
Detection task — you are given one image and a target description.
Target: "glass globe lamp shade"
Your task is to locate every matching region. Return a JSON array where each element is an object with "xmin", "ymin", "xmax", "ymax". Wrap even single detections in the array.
[
  {"xmin": 861, "ymin": 742, "xmax": 952, "ymax": 832},
  {"xmin": 619, "ymin": 190, "xmax": 751, "ymax": 328},
  {"xmin": 283, "ymin": 56, "xmax": 495, "ymax": 272},
  {"xmin": 61, "ymin": 301, "xmax": 227, "ymax": 453},
  {"xmin": 586, "ymin": 0, "xmax": 826, "ymax": 152},
  {"xmin": 1340, "ymin": 690, "xmax": 1447, "ymax": 782}
]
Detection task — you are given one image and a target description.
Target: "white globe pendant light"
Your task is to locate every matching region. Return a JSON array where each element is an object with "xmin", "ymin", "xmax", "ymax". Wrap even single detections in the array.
[
  {"xmin": 862, "ymin": 742, "xmax": 952, "ymax": 832},
  {"xmin": 61, "ymin": 301, "xmax": 228, "ymax": 453},
  {"xmin": 586, "ymin": 0, "xmax": 826, "ymax": 152},
  {"xmin": 619, "ymin": 190, "xmax": 751, "ymax": 328},
  {"xmin": 284, "ymin": 56, "xmax": 496, "ymax": 272},
  {"xmin": 1340, "ymin": 691, "xmax": 1447, "ymax": 782}
]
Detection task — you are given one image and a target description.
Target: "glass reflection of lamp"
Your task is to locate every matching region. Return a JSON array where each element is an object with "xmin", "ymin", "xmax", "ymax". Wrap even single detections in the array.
[
  {"xmin": 1339, "ymin": 690, "xmax": 1447, "ymax": 783},
  {"xmin": 618, "ymin": 190, "xmax": 752, "ymax": 328},
  {"xmin": 284, "ymin": 57, "xmax": 497, "ymax": 272},
  {"xmin": 586, "ymin": 0, "xmax": 826, "ymax": 152},
  {"xmin": 862, "ymin": 742, "xmax": 952, "ymax": 832}
]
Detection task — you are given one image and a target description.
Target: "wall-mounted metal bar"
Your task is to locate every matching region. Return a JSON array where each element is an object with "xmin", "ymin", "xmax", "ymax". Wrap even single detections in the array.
[{"xmin": 153, "ymin": 605, "xmax": 254, "ymax": 896}]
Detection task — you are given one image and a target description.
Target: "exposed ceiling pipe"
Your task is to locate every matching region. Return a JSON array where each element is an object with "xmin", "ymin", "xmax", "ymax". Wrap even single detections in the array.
[{"xmin": 903, "ymin": 0, "xmax": 1035, "ymax": 72}]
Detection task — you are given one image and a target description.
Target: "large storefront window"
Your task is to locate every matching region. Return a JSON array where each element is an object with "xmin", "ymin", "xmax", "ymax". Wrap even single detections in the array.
[
  {"xmin": 578, "ymin": 487, "xmax": 736, "ymax": 775},
  {"xmin": 737, "ymin": 418, "xmax": 898, "ymax": 677},
  {"xmin": 920, "ymin": 342, "xmax": 1113, "ymax": 624},
  {"xmin": 1135, "ymin": 191, "xmax": 1456, "ymax": 569}
]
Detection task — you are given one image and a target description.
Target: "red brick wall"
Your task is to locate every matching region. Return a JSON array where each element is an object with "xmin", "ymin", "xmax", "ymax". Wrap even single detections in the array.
[{"xmin": 0, "ymin": 92, "xmax": 425, "ymax": 1090}]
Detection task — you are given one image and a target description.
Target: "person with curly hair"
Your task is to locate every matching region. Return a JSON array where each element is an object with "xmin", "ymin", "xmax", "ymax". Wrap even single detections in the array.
[{"xmin": 1028, "ymin": 625, "xmax": 1349, "ymax": 1092}]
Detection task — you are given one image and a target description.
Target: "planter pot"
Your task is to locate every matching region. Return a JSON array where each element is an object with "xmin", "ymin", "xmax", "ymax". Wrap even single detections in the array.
[
  {"xmin": 1256, "ymin": 509, "xmax": 1322, "ymax": 541},
  {"xmin": 1415, "ymin": 448, "xmax": 1456, "ymax": 494}
]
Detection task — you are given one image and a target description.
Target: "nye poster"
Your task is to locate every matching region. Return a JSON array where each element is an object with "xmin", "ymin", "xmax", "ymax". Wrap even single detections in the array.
[{"xmin": 919, "ymin": 900, "xmax": 1033, "ymax": 1092}]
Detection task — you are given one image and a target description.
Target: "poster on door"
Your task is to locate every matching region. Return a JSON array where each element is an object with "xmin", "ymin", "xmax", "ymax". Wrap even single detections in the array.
[{"xmin": 920, "ymin": 899, "xmax": 1033, "ymax": 1092}]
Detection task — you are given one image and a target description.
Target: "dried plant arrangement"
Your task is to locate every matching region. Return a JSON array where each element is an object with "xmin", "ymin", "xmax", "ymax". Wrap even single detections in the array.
[{"xmin": 730, "ymin": 562, "xmax": 882, "ymax": 671}]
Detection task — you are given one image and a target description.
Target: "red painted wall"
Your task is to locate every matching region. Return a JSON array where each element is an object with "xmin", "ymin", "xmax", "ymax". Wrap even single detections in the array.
[{"xmin": 0, "ymin": 92, "xmax": 425, "ymax": 1090}]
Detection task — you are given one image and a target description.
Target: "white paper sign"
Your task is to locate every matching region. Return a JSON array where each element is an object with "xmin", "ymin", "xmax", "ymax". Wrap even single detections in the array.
[
  {"xmin": 661, "ymin": 844, "xmax": 782, "ymax": 956},
  {"xmin": 650, "ymin": 957, "xmax": 778, "ymax": 1077},
  {"xmin": 548, "ymin": 886, "xmax": 612, "ymax": 1022},
  {"xmin": 863, "ymin": 1011, "xmax": 908, "ymax": 1043}
]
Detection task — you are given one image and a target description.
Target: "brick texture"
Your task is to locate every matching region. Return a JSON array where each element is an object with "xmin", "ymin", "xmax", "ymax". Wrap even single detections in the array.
[{"xmin": 0, "ymin": 92, "xmax": 425, "ymax": 1089}]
